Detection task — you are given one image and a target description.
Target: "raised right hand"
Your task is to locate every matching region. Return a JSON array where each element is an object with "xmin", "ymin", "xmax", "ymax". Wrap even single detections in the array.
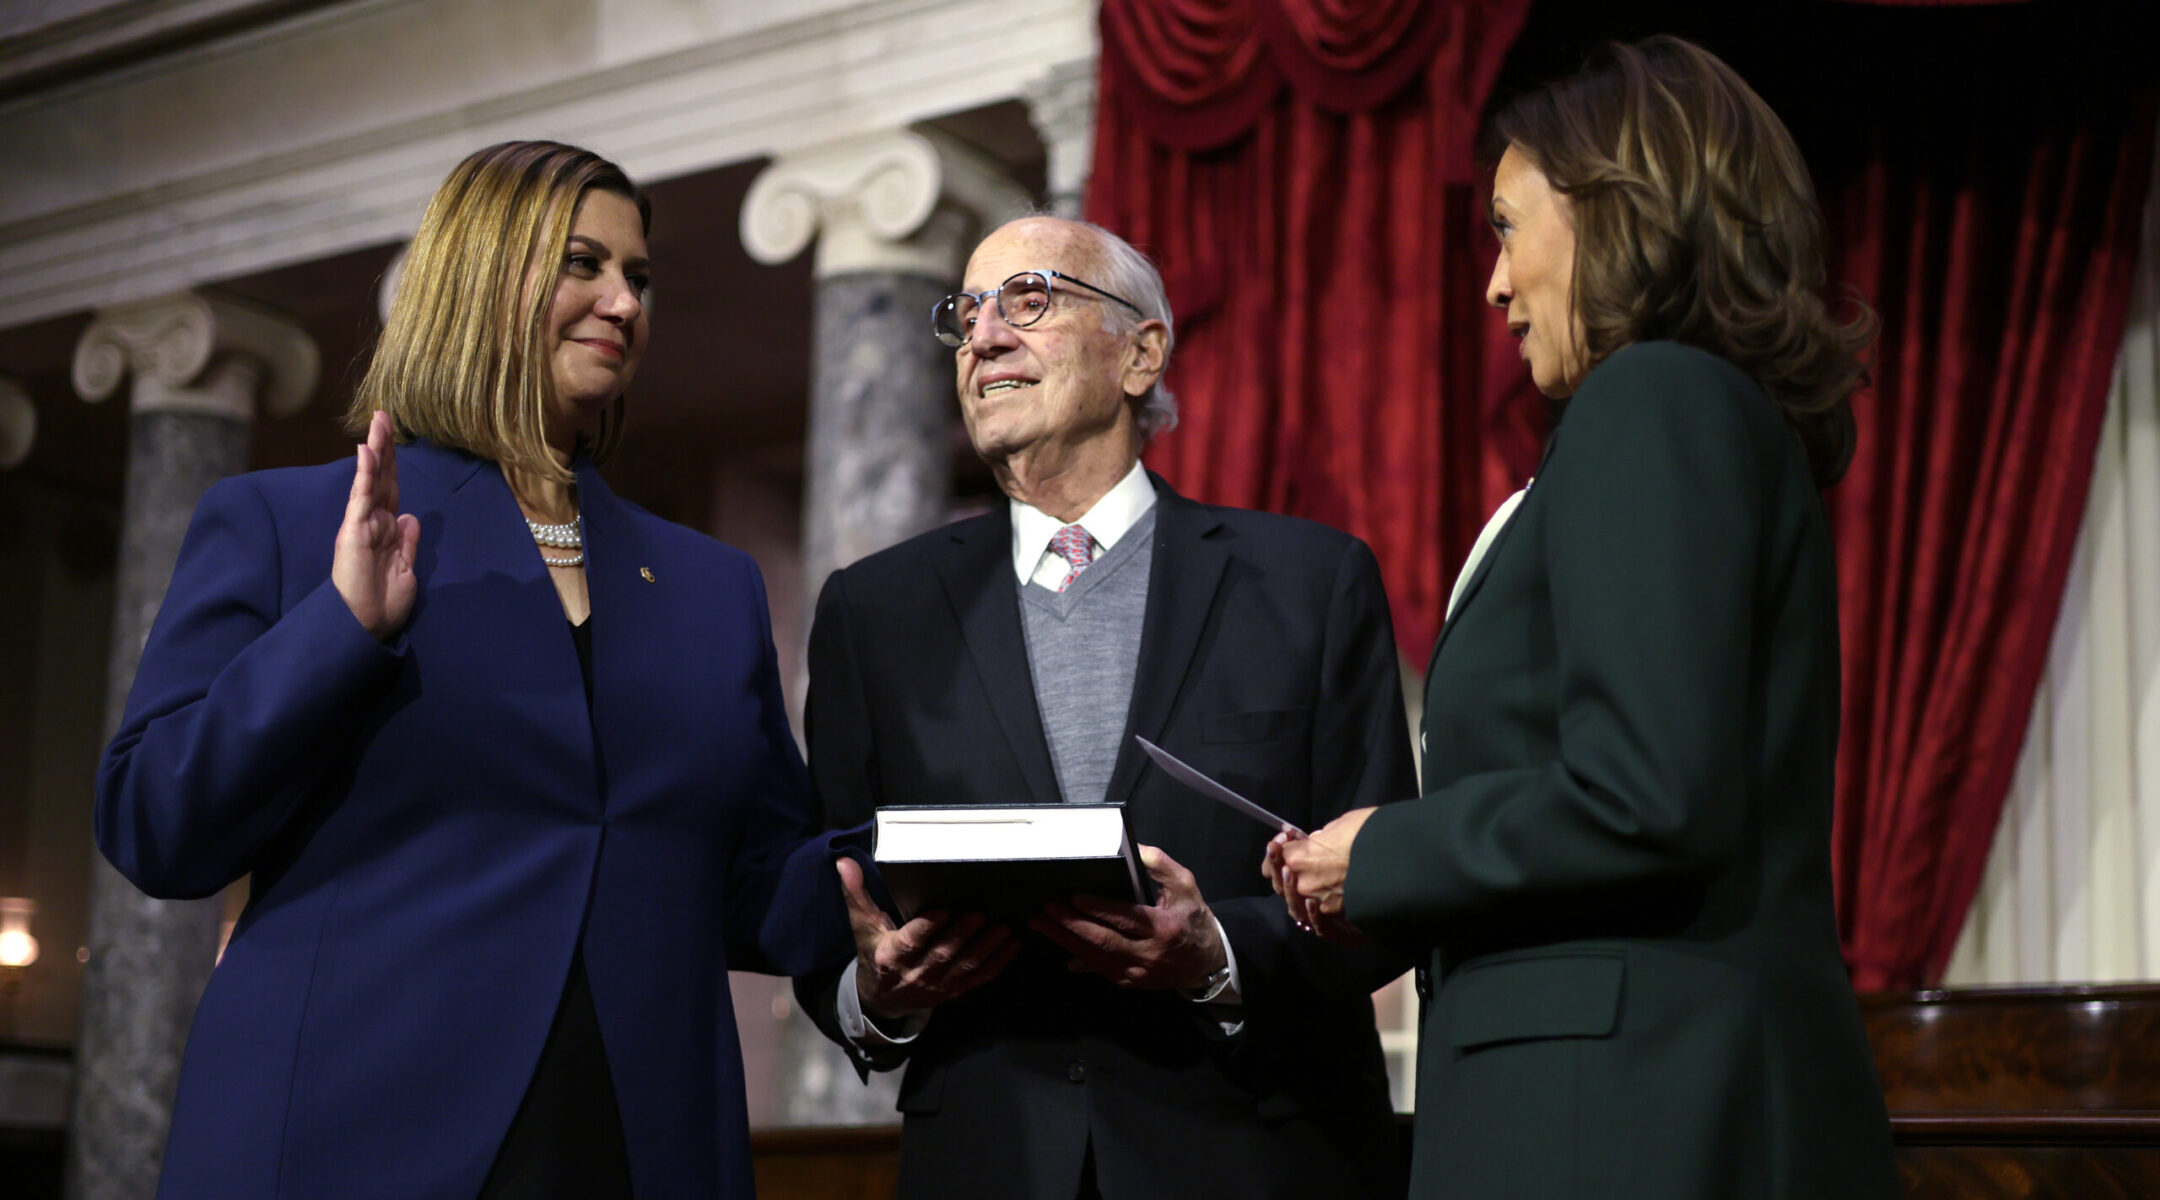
[
  {"xmin": 333, "ymin": 409, "xmax": 421, "ymax": 641},
  {"xmin": 838, "ymin": 856, "xmax": 1019, "ymax": 1019}
]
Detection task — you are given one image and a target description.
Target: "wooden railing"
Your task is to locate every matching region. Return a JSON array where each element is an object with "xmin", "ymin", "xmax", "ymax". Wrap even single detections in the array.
[
  {"xmin": 1861, "ymin": 984, "xmax": 2160, "ymax": 1199},
  {"xmin": 752, "ymin": 1124, "xmax": 900, "ymax": 1200},
  {"xmin": 12, "ymin": 987, "xmax": 2160, "ymax": 1200}
]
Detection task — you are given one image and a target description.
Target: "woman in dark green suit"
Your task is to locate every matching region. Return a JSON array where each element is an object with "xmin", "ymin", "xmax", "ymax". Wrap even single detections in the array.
[{"xmin": 1270, "ymin": 36, "xmax": 1900, "ymax": 1200}]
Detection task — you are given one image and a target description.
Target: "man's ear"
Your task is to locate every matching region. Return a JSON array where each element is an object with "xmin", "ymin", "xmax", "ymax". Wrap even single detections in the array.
[{"xmin": 1121, "ymin": 321, "xmax": 1170, "ymax": 397}]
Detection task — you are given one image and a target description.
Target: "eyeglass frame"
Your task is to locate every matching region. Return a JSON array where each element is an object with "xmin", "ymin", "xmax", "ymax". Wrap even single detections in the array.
[{"xmin": 932, "ymin": 269, "xmax": 1146, "ymax": 348}]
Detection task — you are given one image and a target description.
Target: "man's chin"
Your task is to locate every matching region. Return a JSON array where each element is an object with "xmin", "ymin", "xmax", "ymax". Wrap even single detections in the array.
[{"xmin": 964, "ymin": 422, "xmax": 1031, "ymax": 466}]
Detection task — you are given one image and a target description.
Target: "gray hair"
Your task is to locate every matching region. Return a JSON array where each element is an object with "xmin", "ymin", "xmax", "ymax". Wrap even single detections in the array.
[{"xmin": 1070, "ymin": 220, "xmax": 1179, "ymax": 441}]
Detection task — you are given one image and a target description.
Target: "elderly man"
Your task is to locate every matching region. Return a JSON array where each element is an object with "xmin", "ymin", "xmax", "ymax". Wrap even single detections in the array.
[{"xmin": 795, "ymin": 216, "xmax": 1413, "ymax": 1200}]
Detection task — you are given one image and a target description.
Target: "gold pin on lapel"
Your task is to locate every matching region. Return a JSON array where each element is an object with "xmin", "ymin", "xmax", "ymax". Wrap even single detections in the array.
[{"xmin": 640, "ymin": 567, "xmax": 656, "ymax": 583}]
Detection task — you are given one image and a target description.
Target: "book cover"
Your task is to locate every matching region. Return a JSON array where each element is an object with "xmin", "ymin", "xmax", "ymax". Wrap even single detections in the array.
[{"xmin": 872, "ymin": 803, "xmax": 1155, "ymax": 922}]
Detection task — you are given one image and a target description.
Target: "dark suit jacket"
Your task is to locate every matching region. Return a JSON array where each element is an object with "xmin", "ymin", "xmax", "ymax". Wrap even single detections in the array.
[
  {"xmin": 97, "ymin": 440, "xmax": 854, "ymax": 1200},
  {"xmin": 1346, "ymin": 343, "xmax": 1898, "ymax": 1199},
  {"xmin": 796, "ymin": 476, "xmax": 1417, "ymax": 1200}
]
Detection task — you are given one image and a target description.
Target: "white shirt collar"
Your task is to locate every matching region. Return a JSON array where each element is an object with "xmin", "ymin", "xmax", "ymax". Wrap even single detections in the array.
[{"xmin": 1009, "ymin": 459, "xmax": 1158, "ymax": 584}]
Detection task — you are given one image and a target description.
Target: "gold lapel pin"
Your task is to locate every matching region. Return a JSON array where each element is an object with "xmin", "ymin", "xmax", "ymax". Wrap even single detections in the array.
[{"xmin": 640, "ymin": 567, "xmax": 656, "ymax": 583}]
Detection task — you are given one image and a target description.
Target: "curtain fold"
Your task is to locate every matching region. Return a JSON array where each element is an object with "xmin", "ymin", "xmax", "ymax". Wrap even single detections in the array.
[
  {"xmin": 1944, "ymin": 136, "xmax": 2160, "ymax": 985},
  {"xmin": 1825, "ymin": 95, "xmax": 2157, "ymax": 989},
  {"xmin": 1092, "ymin": 0, "xmax": 1537, "ymax": 661}
]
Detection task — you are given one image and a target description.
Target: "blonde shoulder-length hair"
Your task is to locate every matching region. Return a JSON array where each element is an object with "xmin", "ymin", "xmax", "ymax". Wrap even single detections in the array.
[
  {"xmin": 1490, "ymin": 36, "xmax": 1873, "ymax": 488},
  {"xmin": 346, "ymin": 141, "xmax": 650, "ymax": 481}
]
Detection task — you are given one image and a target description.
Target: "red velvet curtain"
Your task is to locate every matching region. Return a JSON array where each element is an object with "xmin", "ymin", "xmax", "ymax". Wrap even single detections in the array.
[
  {"xmin": 1824, "ymin": 98, "xmax": 2158, "ymax": 989},
  {"xmin": 1092, "ymin": 0, "xmax": 1540, "ymax": 659},
  {"xmin": 1091, "ymin": 0, "xmax": 2157, "ymax": 988}
]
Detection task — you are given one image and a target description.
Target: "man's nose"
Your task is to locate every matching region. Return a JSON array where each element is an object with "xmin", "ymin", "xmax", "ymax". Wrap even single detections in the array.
[{"xmin": 967, "ymin": 296, "xmax": 1020, "ymax": 353}]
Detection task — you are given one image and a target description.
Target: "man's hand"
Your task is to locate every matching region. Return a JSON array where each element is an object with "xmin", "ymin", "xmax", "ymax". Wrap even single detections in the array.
[
  {"xmin": 1031, "ymin": 845, "xmax": 1226, "ymax": 990},
  {"xmin": 1264, "ymin": 807, "xmax": 1377, "ymax": 946},
  {"xmin": 839, "ymin": 857, "xmax": 1018, "ymax": 1020},
  {"xmin": 333, "ymin": 409, "xmax": 420, "ymax": 642}
]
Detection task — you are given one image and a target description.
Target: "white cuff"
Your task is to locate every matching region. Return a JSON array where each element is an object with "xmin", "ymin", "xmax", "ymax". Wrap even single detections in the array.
[
  {"xmin": 1182, "ymin": 914, "xmax": 1245, "ymax": 1036},
  {"xmin": 837, "ymin": 958, "xmax": 929, "ymax": 1046}
]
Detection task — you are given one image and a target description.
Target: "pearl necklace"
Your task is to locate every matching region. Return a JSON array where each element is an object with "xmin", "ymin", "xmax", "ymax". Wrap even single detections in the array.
[{"xmin": 528, "ymin": 513, "xmax": 584, "ymax": 568}]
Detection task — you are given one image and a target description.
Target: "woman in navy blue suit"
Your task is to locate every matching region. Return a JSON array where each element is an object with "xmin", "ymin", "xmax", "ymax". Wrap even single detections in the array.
[{"xmin": 98, "ymin": 141, "xmax": 852, "ymax": 1199}]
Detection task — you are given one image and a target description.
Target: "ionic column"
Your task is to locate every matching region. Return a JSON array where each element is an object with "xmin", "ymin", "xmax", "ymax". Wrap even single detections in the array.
[
  {"xmin": 67, "ymin": 291, "xmax": 317, "ymax": 1200},
  {"xmin": 1024, "ymin": 60, "xmax": 1099, "ymax": 218},
  {"xmin": 741, "ymin": 128, "xmax": 1026, "ymax": 1125},
  {"xmin": 745, "ymin": 128, "xmax": 1030, "ymax": 606}
]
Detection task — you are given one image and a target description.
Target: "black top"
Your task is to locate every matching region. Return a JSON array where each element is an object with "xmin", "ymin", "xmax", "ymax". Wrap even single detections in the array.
[{"xmin": 477, "ymin": 617, "xmax": 633, "ymax": 1198}]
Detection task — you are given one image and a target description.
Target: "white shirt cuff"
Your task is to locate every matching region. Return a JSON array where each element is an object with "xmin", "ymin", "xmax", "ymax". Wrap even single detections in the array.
[
  {"xmin": 837, "ymin": 958, "xmax": 929, "ymax": 1046},
  {"xmin": 1183, "ymin": 914, "xmax": 1245, "ymax": 1036}
]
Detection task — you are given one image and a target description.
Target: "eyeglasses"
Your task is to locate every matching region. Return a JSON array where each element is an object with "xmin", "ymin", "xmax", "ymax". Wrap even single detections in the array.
[{"xmin": 932, "ymin": 270, "xmax": 1145, "ymax": 348}]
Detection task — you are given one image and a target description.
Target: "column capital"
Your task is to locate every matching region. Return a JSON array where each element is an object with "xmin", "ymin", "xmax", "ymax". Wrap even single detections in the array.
[
  {"xmin": 1022, "ymin": 59, "xmax": 1098, "ymax": 218},
  {"xmin": 72, "ymin": 291, "xmax": 319, "ymax": 420},
  {"xmin": 0, "ymin": 378, "xmax": 32, "ymax": 469},
  {"xmin": 741, "ymin": 128, "xmax": 1032, "ymax": 279}
]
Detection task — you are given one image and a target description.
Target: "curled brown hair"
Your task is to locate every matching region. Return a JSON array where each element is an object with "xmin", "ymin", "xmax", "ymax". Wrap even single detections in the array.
[
  {"xmin": 1489, "ymin": 36, "xmax": 1871, "ymax": 486},
  {"xmin": 346, "ymin": 141, "xmax": 650, "ymax": 482}
]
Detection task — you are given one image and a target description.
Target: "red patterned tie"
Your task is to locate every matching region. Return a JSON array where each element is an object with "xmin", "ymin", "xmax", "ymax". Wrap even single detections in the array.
[{"xmin": 1050, "ymin": 524, "xmax": 1095, "ymax": 591}]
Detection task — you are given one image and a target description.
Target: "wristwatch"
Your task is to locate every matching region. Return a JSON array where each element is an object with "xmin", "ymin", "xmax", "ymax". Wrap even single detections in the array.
[{"xmin": 1184, "ymin": 960, "xmax": 1233, "ymax": 1003}]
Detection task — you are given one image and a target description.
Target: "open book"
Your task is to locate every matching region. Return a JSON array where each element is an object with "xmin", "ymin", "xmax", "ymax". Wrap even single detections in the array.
[{"xmin": 872, "ymin": 804, "xmax": 1154, "ymax": 922}]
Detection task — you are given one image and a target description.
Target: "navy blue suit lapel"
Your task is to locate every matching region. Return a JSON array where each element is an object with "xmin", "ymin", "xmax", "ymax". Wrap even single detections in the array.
[
  {"xmin": 933, "ymin": 508, "xmax": 1063, "ymax": 807},
  {"xmin": 401, "ymin": 440, "xmax": 561, "ymax": 610},
  {"xmin": 400, "ymin": 439, "xmax": 597, "ymax": 794},
  {"xmin": 1102, "ymin": 477, "xmax": 1228, "ymax": 810},
  {"xmin": 576, "ymin": 461, "xmax": 644, "ymax": 802}
]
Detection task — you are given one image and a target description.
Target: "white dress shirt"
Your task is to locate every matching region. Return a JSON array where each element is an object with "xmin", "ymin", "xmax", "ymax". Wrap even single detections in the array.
[{"xmin": 1009, "ymin": 458, "xmax": 1159, "ymax": 587}]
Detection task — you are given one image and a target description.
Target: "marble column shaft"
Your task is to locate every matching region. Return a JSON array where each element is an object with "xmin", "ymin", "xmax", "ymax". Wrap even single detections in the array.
[
  {"xmin": 800, "ymin": 270, "xmax": 958, "ymax": 603},
  {"xmin": 69, "ymin": 403, "xmax": 251, "ymax": 1200},
  {"xmin": 742, "ymin": 127, "xmax": 1028, "ymax": 1127},
  {"xmin": 64, "ymin": 290, "xmax": 313, "ymax": 1200},
  {"xmin": 781, "ymin": 270, "xmax": 955, "ymax": 1126}
]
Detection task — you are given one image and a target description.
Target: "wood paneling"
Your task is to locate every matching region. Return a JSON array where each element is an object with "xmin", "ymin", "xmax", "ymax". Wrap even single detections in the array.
[
  {"xmin": 751, "ymin": 1125, "xmax": 900, "ymax": 1200},
  {"xmin": 1863, "ymin": 985, "xmax": 2160, "ymax": 1200}
]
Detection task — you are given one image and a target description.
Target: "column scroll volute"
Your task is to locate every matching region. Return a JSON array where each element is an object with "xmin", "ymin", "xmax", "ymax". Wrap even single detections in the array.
[
  {"xmin": 72, "ymin": 291, "xmax": 319, "ymax": 419},
  {"xmin": 741, "ymin": 128, "xmax": 1033, "ymax": 279}
]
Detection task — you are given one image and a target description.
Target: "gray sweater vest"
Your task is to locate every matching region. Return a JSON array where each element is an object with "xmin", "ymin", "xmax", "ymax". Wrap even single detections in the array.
[{"xmin": 1018, "ymin": 505, "xmax": 1157, "ymax": 805}]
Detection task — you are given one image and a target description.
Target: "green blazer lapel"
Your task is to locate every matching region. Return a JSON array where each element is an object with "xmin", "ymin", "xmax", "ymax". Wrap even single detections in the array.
[
  {"xmin": 933, "ymin": 509, "xmax": 1064, "ymax": 807},
  {"xmin": 1424, "ymin": 436, "xmax": 1558, "ymax": 680},
  {"xmin": 1102, "ymin": 476, "xmax": 1229, "ymax": 810},
  {"xmin": 1424, "ymin": 492, "xmax": 1527, "ymax": 678}
]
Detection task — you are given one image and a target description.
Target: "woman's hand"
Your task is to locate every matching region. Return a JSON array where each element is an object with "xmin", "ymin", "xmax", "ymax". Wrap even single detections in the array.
[
  {"xmin": 333, "ymin": 410, "xmax": 421, "ymax": 641},
  {"xmin": 1264, "ymin": 807, "xmax": 1378, "ymax": 946}
]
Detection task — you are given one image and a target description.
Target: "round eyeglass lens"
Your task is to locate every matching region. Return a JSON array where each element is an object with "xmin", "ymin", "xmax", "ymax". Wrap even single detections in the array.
[
  {"xmin": 999, "ymin": 274, "xmax": 1053, "ymax": 327},
  {"xmin": 932, "ymin": 273, "xmax": 1060, "ymax": 348},
  {"xmin": 934, "ymin": 294, "xmax": 976, "ymax": 347}
]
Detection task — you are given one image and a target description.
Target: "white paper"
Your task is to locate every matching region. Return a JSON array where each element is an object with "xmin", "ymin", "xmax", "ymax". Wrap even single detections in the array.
[{"xmin": 1133, "ymin": 736, "xmax": 1305, "ymax": 836}]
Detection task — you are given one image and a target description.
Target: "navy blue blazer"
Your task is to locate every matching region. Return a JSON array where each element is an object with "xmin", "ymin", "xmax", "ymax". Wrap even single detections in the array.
[{"xmin": 97, "ymin": 440, "xmax": 853, "ymax": 1199}]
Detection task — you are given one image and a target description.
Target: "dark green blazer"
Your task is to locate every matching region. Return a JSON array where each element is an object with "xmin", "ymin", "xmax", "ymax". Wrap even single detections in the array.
[{"xmin": 1347, "ymin": 342, "xmax": 1899, "ymax": 1199}]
